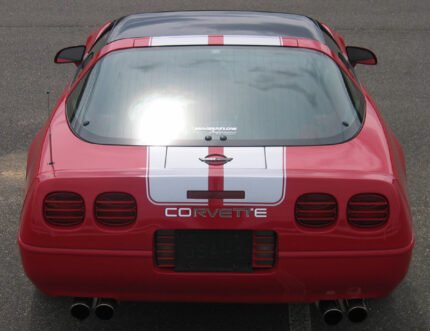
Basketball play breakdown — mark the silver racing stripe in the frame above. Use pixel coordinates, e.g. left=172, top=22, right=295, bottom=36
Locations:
left=223, top=35, right=282, bottom=46
left=146, top=146, right=209, bottom=205
left=151, top=35, right=209, bottom=46
left=149, top=35, right=282, bottom=47
left=146, top=146, right=286, bottom=206
left=223, top=147, right=286, bottom=206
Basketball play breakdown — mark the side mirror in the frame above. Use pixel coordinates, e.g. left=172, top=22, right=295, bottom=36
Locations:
left=54, top=46, right=85, bottom=65
left=346, top=46, right=377, bottom=66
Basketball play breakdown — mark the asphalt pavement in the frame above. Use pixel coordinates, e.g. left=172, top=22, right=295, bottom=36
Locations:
left=0, top=1, right=429, bottom=330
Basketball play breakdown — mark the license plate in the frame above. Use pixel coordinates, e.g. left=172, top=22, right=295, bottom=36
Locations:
left=175, top=230, right=253, bottom=272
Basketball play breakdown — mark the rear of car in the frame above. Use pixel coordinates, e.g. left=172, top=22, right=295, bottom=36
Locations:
left=19, top=12, right=414, bottom=311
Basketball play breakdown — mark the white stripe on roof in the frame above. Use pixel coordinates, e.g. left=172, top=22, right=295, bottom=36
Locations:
left=151, top=35, right=209, bottom=46
left=149, top=35, right=284, bottom=47
left=223, top=35, right=281, bottom=46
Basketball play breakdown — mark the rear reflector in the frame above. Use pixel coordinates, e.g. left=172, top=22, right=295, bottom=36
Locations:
left=348, top=194, right=389, bottom=228
left=95, top=192, right=137, bottom=226
left=155, top=230, right=176, bottom=268
left=253, top=231, right=276, bottom=269
left=295, top=193, right=337, bottom=227
left=43, top=192, right=85, bottom=226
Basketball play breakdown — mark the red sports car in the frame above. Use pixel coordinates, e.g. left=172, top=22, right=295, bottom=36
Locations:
left=18, top=11, right=414, bottom=325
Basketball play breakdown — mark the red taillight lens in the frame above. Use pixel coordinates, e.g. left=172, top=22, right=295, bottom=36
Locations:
left=347, top=194, right=389, bottom=228
left=295, top=193, right=337, bottom=227
left=43, top=192, right=85, bottom=226
left=95, top=192, right=137, bottom=226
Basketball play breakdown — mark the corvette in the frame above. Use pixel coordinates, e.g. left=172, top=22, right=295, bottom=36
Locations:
left=18, top=11, right=414, bottom=325
left=164, top=207, right=268, bottom=218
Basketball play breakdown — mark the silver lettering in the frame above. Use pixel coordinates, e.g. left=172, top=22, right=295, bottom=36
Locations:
left=165, top=208, right=177, bottom=217
left=164, top=207, right=268, bottom=219
left=178, top=208, right=192, bottom=217
left=219, top=208, right=232, bottom=218
left=194, top=208, right=206, bottom=218
left=254, top=208, right=267, bottom=218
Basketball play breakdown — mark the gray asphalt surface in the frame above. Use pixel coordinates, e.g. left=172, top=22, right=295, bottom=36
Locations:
left=0, top=1, right=429, bottom=330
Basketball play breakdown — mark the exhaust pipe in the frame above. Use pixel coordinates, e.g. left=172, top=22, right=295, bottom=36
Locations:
left=318, top=300, right=344, bottom=325
left=345, top=299, right=368, bottom=323
left=70, top=297, right=93, bottom=320
left=94, top=298, right=117, bottom=320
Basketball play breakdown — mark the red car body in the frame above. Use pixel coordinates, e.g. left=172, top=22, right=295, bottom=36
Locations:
left=19, top=11, right=414, bottom=304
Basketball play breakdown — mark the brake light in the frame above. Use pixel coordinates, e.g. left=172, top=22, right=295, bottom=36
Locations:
left=347, top=194, right=389, bottom=228
left=94, top=192, right=137, bottom=226
left=43, top=192, right=85, bottom=226
left=295, top=193, right=337, bottom=227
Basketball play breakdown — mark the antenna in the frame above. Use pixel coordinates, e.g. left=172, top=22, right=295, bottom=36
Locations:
left=48, top=130, right=54, bottom=166
left=46, top=90, right=54, bottom=166
left=46, top=90, right=50, bottom=116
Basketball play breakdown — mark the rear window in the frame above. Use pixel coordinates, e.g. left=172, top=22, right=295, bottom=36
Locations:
left=67, top=46, right=364, bottom=146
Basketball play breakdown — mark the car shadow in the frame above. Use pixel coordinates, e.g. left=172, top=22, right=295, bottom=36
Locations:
left=29, top=290, right=290, bottom=331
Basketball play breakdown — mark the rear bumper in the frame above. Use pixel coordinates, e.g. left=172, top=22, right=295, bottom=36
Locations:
left=19, top=238, right=414, bottom=303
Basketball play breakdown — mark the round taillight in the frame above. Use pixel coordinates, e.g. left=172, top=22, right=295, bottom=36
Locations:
left=347, top=194, right=389, bottom=228
left=43, top=192, right=85, bottom=226
left=295, top=193, right=337, bottom=227
left=95, top=192, right=137, bottom=226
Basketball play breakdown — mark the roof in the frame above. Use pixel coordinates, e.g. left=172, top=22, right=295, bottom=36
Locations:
left=107, top=11, right=325, bottom=43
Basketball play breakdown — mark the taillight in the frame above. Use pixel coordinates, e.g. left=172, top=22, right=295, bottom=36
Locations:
left=347, top=194, right=389, bottom=228
left=295, top=193, right=337, bottom=227
left=94, top=192, right=137, bottom=226
left=43, top=192, right=85, bottom=226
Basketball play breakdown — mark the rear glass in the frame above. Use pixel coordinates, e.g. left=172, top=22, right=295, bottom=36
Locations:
left=67, top=46, right=364, bottom=146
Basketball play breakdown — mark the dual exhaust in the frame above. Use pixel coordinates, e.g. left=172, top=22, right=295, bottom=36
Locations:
left=318, top=299, right=368, bottom=325
left=70, top=296, right=367, bottom=324
left=70, top=298, right=117, bottom=320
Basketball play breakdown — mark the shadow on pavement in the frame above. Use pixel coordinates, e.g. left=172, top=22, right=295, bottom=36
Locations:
left=29, top=290, right=290, bottom=331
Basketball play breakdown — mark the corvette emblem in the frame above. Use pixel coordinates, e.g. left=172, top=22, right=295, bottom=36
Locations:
left=199, top=154, right=233, bottom=166
left=165, top=207, right=267, bottom=218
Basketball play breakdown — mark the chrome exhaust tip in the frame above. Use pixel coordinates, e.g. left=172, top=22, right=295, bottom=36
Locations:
left=94, top=298, right=117, bottom=320
left=70, top=297, right=93, bottom=320
left=345, top=299, right=368, bottom=323
left=318, top=300, right=344, bottom=325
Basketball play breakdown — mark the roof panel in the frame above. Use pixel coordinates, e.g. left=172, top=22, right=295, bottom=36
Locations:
left=108, top=11, right=324, bottom=43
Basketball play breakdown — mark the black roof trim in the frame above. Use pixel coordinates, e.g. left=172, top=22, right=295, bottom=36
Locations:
left=107, top=11, right=325, bottom=44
